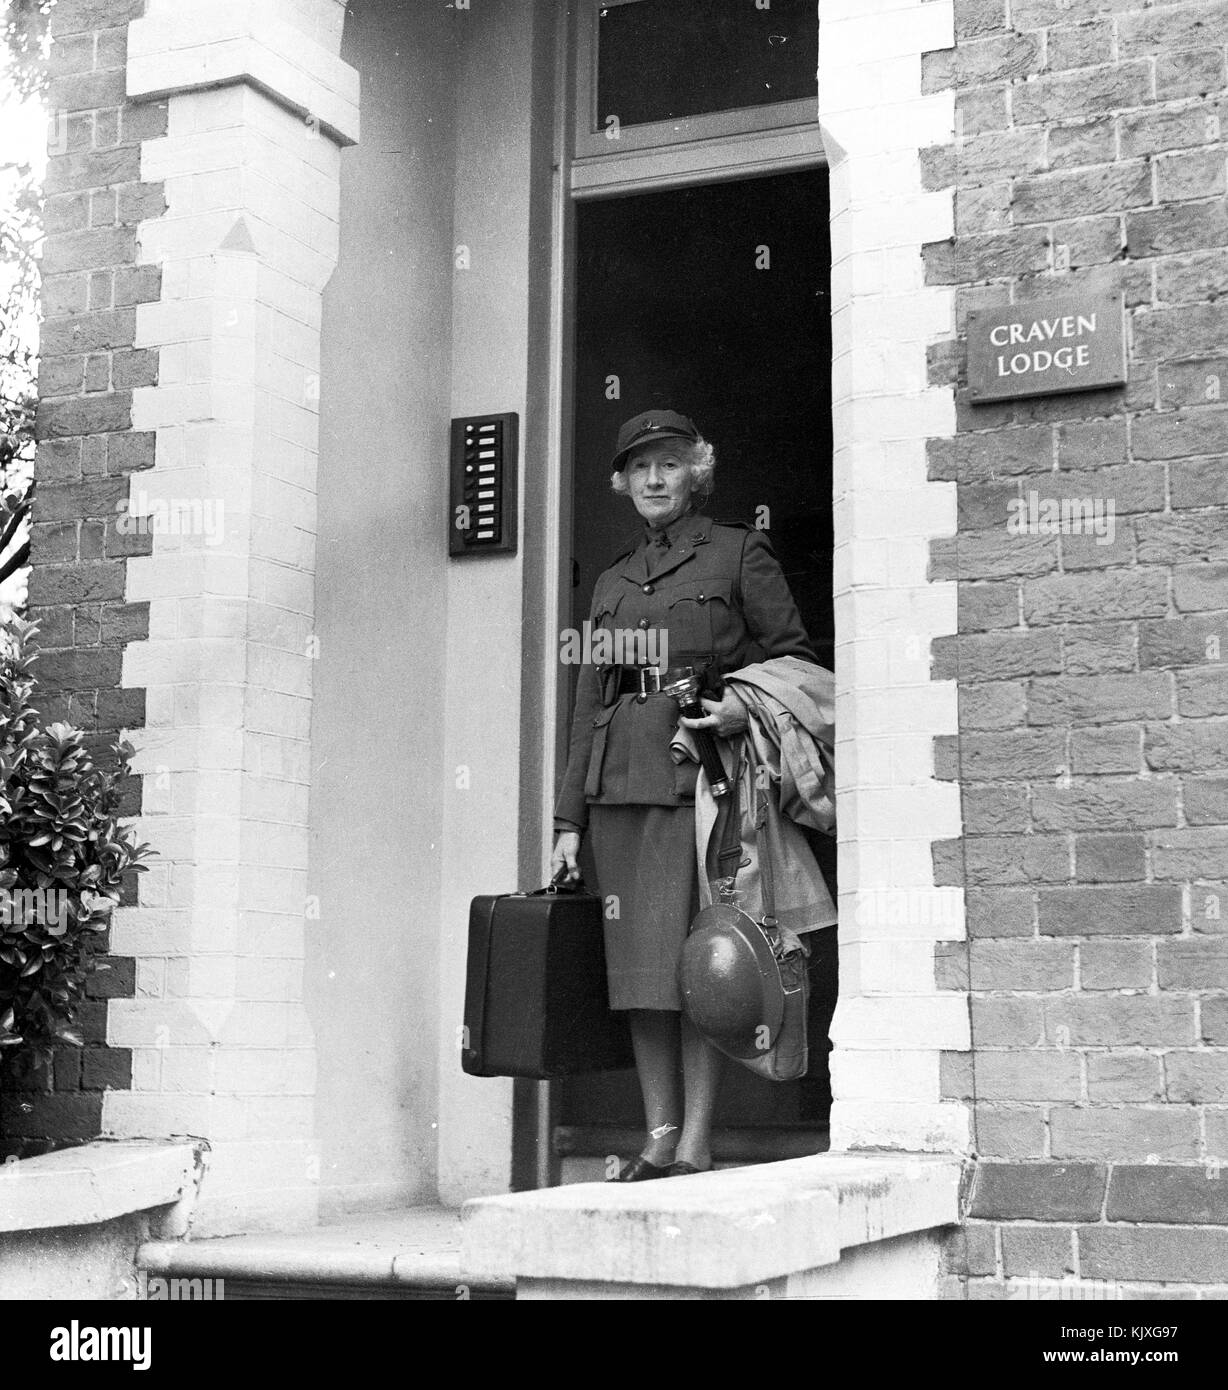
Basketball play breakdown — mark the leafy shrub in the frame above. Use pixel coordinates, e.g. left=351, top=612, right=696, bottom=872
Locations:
left=0, top=619, right=152, bottom=1067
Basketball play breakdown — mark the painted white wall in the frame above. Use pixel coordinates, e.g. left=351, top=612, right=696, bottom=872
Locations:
left=112, top=0, right=358, bottom=1236
left=819, top=0, right=970, bottom=1152
left=308, top=0, right=458, bottom=1217
left=436, top=0, right=559, bottom=1205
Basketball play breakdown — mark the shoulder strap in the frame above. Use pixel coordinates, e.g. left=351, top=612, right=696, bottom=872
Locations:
left=745, top=737, right=778, bottom=929
left=715, top=768, right=743, bottom=881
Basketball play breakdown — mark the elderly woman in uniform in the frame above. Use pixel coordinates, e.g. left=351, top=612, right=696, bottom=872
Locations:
left=551, top=409, right=817, bottom=1180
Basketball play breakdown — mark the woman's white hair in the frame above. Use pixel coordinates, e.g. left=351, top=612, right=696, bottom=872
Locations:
left=610, top=437, right=716, bottom=499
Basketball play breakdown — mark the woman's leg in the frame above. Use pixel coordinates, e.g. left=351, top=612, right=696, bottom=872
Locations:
left=674, top=1012, right=724, bottom=1170
left=628, top=1009, right=682, bottom=1164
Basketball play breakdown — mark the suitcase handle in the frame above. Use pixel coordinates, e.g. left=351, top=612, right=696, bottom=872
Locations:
left=532, top=869, right=589, bottom=897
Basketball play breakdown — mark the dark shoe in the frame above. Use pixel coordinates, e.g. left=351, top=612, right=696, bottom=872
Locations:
left=611, top=1155, right=670, bottom=1183
left=662, top=1161, right=711, bottom=1177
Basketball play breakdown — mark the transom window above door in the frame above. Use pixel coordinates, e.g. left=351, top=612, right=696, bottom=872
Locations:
left=573, top=0, right=821, bottom=178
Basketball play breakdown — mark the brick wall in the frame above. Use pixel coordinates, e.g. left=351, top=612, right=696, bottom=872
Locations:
left=0, top=0, right=161, bottom=1156
left=925, top=0, right=1228, bottom=1296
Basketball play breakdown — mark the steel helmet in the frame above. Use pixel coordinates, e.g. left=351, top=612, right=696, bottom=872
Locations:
left=677, top=903, right=785, bottom=1061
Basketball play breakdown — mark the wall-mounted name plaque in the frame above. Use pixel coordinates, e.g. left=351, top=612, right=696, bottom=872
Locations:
left=967, top=294, right=1126, bottom=403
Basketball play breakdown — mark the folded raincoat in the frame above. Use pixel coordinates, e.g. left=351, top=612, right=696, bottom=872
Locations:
left=670, top=656, right=837, bottom=951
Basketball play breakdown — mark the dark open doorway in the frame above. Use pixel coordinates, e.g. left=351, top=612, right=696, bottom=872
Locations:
left=556, top=167, right=837, bottom=1168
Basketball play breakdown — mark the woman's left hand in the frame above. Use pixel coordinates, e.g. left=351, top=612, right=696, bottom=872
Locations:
left=679, top=688, right=750, bottom=739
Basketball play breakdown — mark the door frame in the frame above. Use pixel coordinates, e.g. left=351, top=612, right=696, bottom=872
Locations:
left=517, top=7, right=829, bottom=1189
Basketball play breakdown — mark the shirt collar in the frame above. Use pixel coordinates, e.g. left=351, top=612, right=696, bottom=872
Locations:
left=643, top=506, right=699, bottom=548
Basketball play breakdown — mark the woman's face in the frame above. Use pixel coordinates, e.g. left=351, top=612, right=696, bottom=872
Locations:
left=625, top=441, right=693, bottom=528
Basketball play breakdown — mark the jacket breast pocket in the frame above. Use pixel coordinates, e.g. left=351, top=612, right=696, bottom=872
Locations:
left=592, top=586, right=625, bottom=630
left=665, top=575, right=736, bottom=653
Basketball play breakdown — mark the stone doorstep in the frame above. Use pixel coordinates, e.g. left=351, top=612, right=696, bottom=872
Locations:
left=0, top=1140, right=200, bottom=1235
left=462, top=1151, right=965, bottom=1292
left=138, top=1206, right=511, bottom=1293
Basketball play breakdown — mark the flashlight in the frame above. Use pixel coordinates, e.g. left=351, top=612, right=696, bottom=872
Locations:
left=661, top=669, right=732, bottom=798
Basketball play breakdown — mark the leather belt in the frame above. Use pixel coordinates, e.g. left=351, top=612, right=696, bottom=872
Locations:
left=615, top=666, right=664, bottom=696
left=613, top=657, right=722, bottom=699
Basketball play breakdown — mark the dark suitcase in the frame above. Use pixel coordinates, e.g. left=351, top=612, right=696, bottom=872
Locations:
left=462, top=879, right=634, bottom=1078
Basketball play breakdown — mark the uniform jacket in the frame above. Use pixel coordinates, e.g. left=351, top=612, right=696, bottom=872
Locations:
left=554, top=509, right=816, bottom=830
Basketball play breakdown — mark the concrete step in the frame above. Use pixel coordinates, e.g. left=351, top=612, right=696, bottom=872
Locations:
left=137, top=1206, right=514, bottom=1301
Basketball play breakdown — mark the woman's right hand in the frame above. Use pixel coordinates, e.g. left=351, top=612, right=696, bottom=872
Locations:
left=551, top=831, right=582, bottom=884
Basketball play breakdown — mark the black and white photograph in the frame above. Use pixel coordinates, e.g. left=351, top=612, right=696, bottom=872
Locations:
left=0, top=0, right=1226, bottom=1352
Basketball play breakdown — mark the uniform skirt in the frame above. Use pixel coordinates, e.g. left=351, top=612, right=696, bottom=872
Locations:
left=589, top=802, right=699, bottom=1012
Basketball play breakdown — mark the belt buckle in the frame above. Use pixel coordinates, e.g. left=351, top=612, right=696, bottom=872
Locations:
left=636, top=666, right=662, bottom=701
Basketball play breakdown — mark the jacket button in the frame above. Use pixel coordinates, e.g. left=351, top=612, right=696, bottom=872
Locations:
left=638, top=618, right=649, bottom=629
left=642, top=583, right=654, bottom=595
left=698, top=593, right=706, bottom=602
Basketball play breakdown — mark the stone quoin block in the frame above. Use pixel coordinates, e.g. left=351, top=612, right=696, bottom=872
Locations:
left=973, top=1106, right=1047, bottom=1159
left=964, top=888, right=1035, bottom=940
left=1147, top=721, right=1228, bottom=773
left=1061, top=624, right=1137, bottom=677
left=1031, top=778, right=1179, bottom=833
left=944, top=729, right=1068, bottom=782
left=932, top=629, right=1061, bottom=682
left=1079, top=939, right=1155, bottom=992
left=1176, top=669, right=1228, bottom=717
left=1134, top=302, right=1228, bottom=359
left=957, top=580, right=1020, bottom=632
left=1119, top=106, right=1223, bottom=158
left=1045, top=21, right=1114, bottom=73
left=1000, top=1224, right=1076, bottom=1280
left=1156, top=938, right=1228, bottom=990
left=1073, top=833, right=1147, bottom=884
left=1139, top=612, right=1228, bottom=668
left=970, top=996, right=1044, bottom=1047
left=1170, top=459, right=1228, bottom=510
left=1086, top=1054, right=1163, bottom=1104
left=959, top=834, right=1069, bottom=886
left=1157, top=250, right=1228, bottom=307
left=955, top=86, right=1009, bottom=136
left=1107, top=1166, right=1228, bottom=1225
left=1038, top=883, right=1184, bottom=938
left=1155, top=47, right=1227, bottom=102
left=967, top=939, right=1075, bottom=992
left=1117, top=1, right=1228, bottom=59
left=1048, top=212, right=1123, bottom=267
left=1012, top=161, right=1151, bottom=226
left=1043, top=994, right=1196, bottom=1049
left=961, top=785, right=1030, bottom=835
left=973, top=1051, right=1083, bottom=1102
left=1202, top=997, right=1228, bottom=1046
left=1011, top=61, right=1154, bottom=125
left=1128, top=202, right=1228, bottom=259
left=1026, top=673, right=1173, bottom=726
left=958, top=681, right=1028, bottom=731
left=1050, top=1106, right=1202, bottom=1163
left=1079, top=1226, right=1228, bottom=1284
left=1073, top=728, right=1145, bottom=783
left=1151, top=827, right=1228, bottom=879
left=970, top=1163, right=1107, bottom=1223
